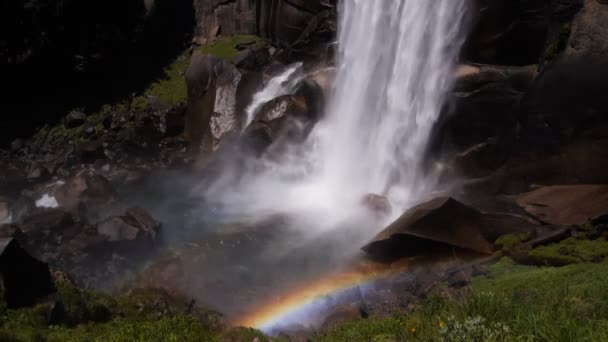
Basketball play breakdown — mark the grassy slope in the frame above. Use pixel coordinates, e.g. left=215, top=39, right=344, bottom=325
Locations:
left=320, top=237, right=608, bottom=341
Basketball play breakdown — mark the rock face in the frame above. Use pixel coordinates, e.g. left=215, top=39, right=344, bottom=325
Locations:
left=466, top=0, right=583, bottom=65
left=194, top=0, right=331, bottom=47
left=185, top=52, right=244, bottom=153
left=362, top=197, right=538, bottom=262
left=516, top=185, right=608, bottom=225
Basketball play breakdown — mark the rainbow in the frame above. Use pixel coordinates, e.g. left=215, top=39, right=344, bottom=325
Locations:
left=234, top=261, right=410, bottom=332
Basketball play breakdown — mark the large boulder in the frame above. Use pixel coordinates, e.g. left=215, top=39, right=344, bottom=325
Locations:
left=185, top=52, right=244, bottom=154
left=516, top=185, right=608, bottom=225
left=362, top=197, right=537, bottom=262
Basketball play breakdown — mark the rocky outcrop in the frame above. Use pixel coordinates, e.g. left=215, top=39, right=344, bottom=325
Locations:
left=516, top=185, right=608, bottom=225
left=185, top=52, right=244, bottom=153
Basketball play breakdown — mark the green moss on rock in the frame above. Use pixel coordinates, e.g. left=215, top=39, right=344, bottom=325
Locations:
left=198, top=35, right=264, bottom=63
left=528, top=237, right=608, bottom=266
left=495, top=233, right=530, bottom=252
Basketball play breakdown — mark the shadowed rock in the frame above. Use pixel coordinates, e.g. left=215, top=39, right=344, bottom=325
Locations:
left=362, top=197, right=538, bottom=262
left=0, top=238, right=56, bottom=308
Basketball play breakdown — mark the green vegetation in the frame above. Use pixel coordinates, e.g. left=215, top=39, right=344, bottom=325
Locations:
left=494, top=233, right=530, bottom=252
left=144, top=53, right=190, bottom=105
left=321, top=232, right=608, bottom=341
left=30, top=35, right=267, bottom=148
left=528, top=236, right=608, bottom=266
left=0, top=277, right=272, bottom=341
left=198, top=35, right=264, bottom=62
left=31, top=50, right=191, bottom=149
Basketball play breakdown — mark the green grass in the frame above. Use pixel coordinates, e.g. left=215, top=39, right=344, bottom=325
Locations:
left=144, top=53, right=190, bottom=105
left=321, top=236, right=608, bottom=341
left=0, top=277, right=275, bottom=342
left=198, top=35, right=263, bottom=63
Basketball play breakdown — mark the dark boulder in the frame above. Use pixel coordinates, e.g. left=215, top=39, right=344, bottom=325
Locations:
left=0, top=238, right=56, bottom=308
left=362, top=197, right=538, bottom=262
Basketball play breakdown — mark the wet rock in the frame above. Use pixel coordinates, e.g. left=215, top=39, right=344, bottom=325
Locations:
left=65, top=110, right=87, bottom=128
left=54, top=170, right=117, bottom=215
left=253, top=94, right=309, bottom=125
left=234, top=46, right=272, bottom=71
left=0, top=238, right=56, bottom=308
left=362, top=197, right=538, bottom=262
left=361, top=194, right=392, bottom=220
left=516, top=185, right=608, bottom=225
left=96, top=207, right=161, bottom=243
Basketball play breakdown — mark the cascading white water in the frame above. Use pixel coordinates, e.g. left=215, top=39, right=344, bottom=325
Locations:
left=243, top=63, right=304, bottom=130
left=207, top=0, right=470, bottom=229
left=312, top=0, right=470, bottom=211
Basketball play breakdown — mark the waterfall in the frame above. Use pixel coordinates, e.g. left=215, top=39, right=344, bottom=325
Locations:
left=312, top=0, right=470, bottom=211
left=206, top=0, right=470, bottom=226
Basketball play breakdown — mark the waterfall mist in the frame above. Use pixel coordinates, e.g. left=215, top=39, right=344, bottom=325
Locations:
left=205, top=0, right=470, bottom=229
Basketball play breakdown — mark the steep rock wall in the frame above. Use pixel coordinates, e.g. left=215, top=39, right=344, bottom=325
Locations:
left=194, top=0, right=327, bottom=47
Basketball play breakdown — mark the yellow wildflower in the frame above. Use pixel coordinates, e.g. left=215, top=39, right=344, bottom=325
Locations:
left=410, top=327, right=416, bottom=333
left=439, top=321, right=445, bottom=328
